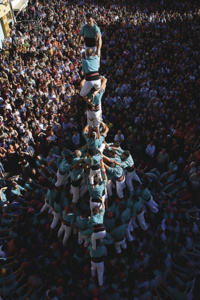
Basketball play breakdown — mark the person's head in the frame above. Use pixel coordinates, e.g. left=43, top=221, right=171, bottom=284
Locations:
left=91, top=131, right=97, bottom=140
left=74, top=150, right=82, bottom=158
left=65, top=153, right=73, bottom=161
left=113, top=141, right=121, bottom=147
left=122, top=150, right=130, bottom=160
left=107, top=161, right=116, bottom=168
left=88, top=147, right=99, bottom=157
left=109, top=149, right=116, bottom=158
left=86, top=13, right=93, bottom=28
left=94, top=176, right=99, bottom=185
left=93, top=206, right=101, bottom=215
left=86, top=48, right=94, bottom=57
left=117, top=130, right=122, bottom=136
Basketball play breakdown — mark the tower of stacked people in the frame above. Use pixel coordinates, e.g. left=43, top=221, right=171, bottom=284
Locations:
left=46, top=12, right=158, bottom=288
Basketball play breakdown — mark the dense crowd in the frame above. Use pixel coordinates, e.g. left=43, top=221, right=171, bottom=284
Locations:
left=0, top=0, right=200, bottom=299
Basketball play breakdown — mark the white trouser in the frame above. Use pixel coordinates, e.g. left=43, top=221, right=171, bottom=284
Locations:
left=114, top=237, right=127, bottom=254
left=40, top=198, right=52, bottom=214
left=55, top=170, right=66, bottom=187
left=91, top=260, right=104, bottom=286
left=80, top=181, right=88, bottom=198
left=130, top=216, right=139, bottom=229
left=80, top=79, right=101, bottom=97
left=90, top=198, right=102, bottom=215
left=87, top=109, right=101, bottom=128
left=106, top=180, right=113, bottom=198
left=144, top=195, right=158, bottom=213
left=125, top=169, right=142, bottom=192
left=116, top=176, right=126, bottom=199
left=137, top=210, right=148, bottom=231
left=71, top=185, right=80, bottom=203
left=99, top=142, right=106, bottom=153
left=89, top=168, right=102, bottom=185
left=78, top=231, right=88, bottom=247
left=126, top=220, right=135, bottom=242
left=58, top=223, right=72, bottom=245
left=50, top=211, right=60, bottom=229
left=92, top=230, right=106, bottom=250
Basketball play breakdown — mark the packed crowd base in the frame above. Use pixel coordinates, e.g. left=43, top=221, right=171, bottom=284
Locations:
left=0, top=0, right=200, bottom=299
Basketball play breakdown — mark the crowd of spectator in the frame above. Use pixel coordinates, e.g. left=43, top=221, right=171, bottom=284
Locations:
left=0, top=0, right=200, bottom=299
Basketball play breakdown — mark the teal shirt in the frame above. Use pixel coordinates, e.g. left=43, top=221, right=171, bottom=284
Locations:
left=71, top=167, right=83, bottom=182
left=82, top=55, right=99, bottom=73
left=107, top=144, right=123, bottom=157
left=168, top=162, right=178, bottom=172
left=53, top=201, right=62, bottom=215
left=107, top=161, right=123, bottom=179
left=0, top=189, right=7, bottom=202
left=84, top=153, right=102, bottom=167
left=45, top=189, right=56, bottom=206
left=48, top=163, right=58, bottom=174
left=102, top=232, right=114, bottom=245
left=88, top=208, right=105, bottom=227
left=25, top=179, right=37, bottom=191
left=160, top=172, right=173, bottom=184
left=111, top=224, right=128, bottom=240
left=87, top=179, right=107, bottom=199
left=62, top=212, right=75, bottom=225
left=132, top=197, right=143, bottom=216
left=104, top=217, right=115, bottom=231
left=82, top=132, right=105, bottom=149
left=76, top=216, right=88, bottom=230
left=141, top=188, right=151, bottom=201
left=59, top=157, right=71, bottom=174
left=80, top=23, right=101, bottom=39
left=87, top=88, right=105, bottom=106
left=146, top=172, right=159, bottom=181
left=126, top=196, right=134, bottom=210
left=50, top=146, right=60, bottom=155
left=88, top=244, right=106, bottom=258
left=61, top=149, right=72, bottom=158
left=121, top=154, right=134, bottom=169
left=11, top=185, right=24, bottom=196
left=121, top=208, right=131, bottom=224
left=36, top=157, right=47, bottom=167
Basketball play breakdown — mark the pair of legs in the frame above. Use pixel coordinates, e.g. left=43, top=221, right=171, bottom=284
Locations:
left=91, top=230, right=106, bottom=250
left=91, top=260, right=104, bottom=287
left=87, top=108, right=101, bottom=138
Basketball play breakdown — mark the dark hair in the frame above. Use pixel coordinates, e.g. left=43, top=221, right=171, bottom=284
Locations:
left=86, top=12, right=93, bottom=19
left=109, top=149, right=116, bottom=156
left=109, top=161, right=116, bottom=168
left=114, top=141, right=120, bottom=147
left=93, top=206, right=100, bottom=215
left=123, top=150, right=130, bottom=158
left=65, top=153, right=72, bottom=160
left=88, top=147, right=99, bottom=156
left=94, top=176, right=99, bottom=185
